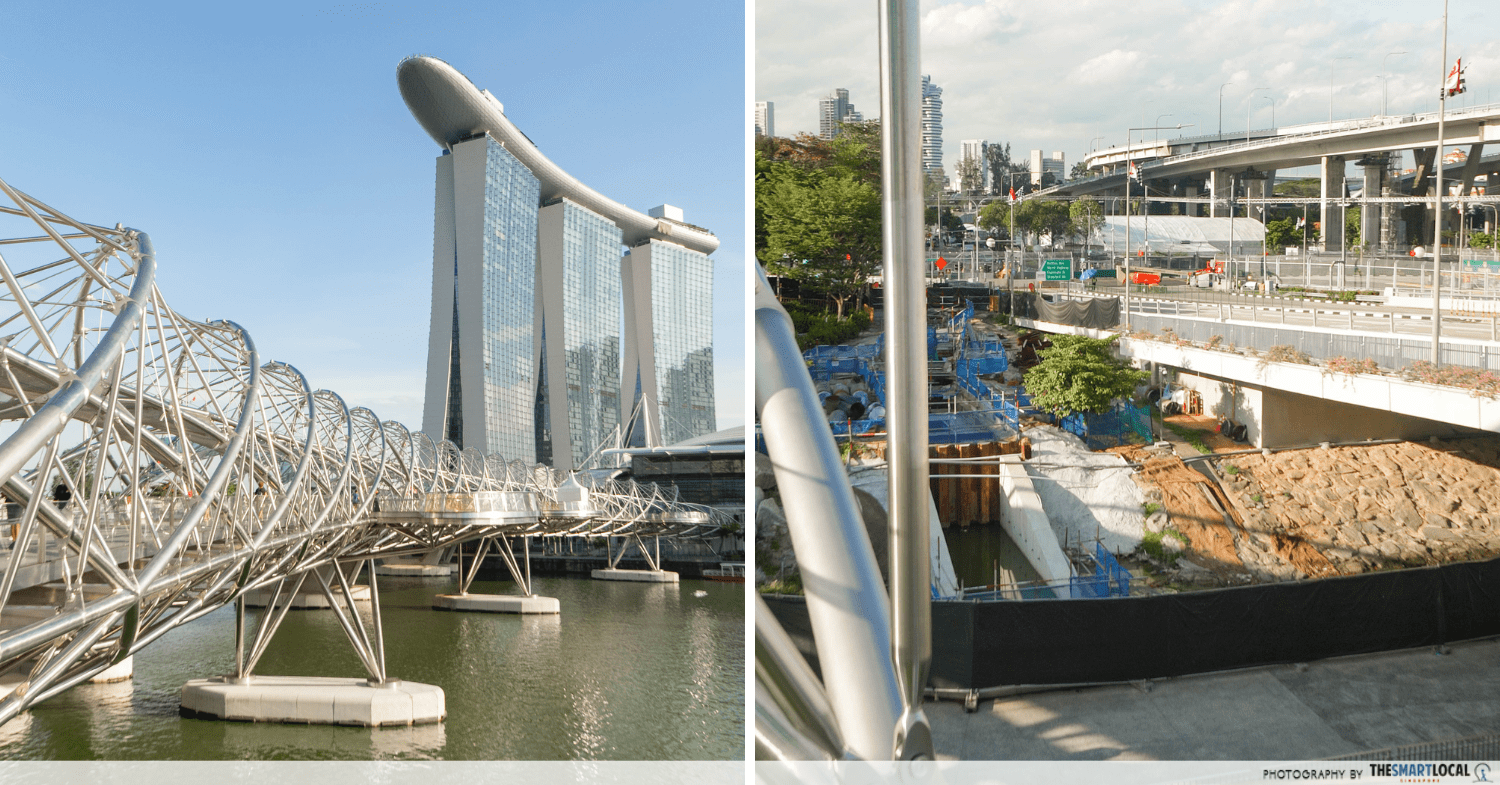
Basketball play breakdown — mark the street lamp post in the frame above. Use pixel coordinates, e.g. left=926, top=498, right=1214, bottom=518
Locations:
left=1432, top=0, right=1452, bottom=364
left=1219, top=81, right=1234, bottom=138
left=1383, top=51, right=1408, bottom=116
left=1246, top=87, right=1269, bottom=146
left=1122, top=123, right=1195, bottom=328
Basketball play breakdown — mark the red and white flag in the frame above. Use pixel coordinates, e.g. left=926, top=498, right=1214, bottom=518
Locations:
left=1296, top=216, right=1306, bottom=230
left=1128, top=161, right=1139, bottom=181
left=1008, top=187, right=1016, bottom=202
left=1445, top=57, right=1467, bottom=97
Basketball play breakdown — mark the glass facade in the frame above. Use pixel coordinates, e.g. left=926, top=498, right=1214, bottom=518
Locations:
left=556, top=200, right=622, bottom=468
left=646, top=240, right=715, bottom=445
left=477, top=137, right=540, bottom=461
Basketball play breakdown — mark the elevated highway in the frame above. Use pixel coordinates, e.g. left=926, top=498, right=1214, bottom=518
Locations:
left=1036, top=105, right=1500, bottom=252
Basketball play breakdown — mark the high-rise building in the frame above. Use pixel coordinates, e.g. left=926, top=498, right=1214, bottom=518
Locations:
left=399, top=56, right=719, bottom=470
left=921, top=75, right=943, bottom=173
left=818, top=88, right=861, bottom=139
left=960, top=139, right=988, bottom=193
left=1029, top=150, right=1066, bottom=185
left=622, top=231, right=716, bottom=448
left=755, top=101, right=774, bottom=138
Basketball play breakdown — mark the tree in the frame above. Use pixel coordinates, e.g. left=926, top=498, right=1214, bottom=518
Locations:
left=1069, top=199, right=1103, bottom=245
left=977, top=200, right=1011, bottom=241
left=925, top=205, right=963, bottom=233
left=955, top=154, right=984, bottom=196
left=1023, top=335, right=1148, bottom=417
left=1070, top=160, right=1091, bottom=180
left=1264, top=217, right=1298, bottom=251
left=1013, top=200, right=1070, bottom=246
left=1344, top=205, right=1361, bottom=246
left=984, top=142, right=1026, bottom=196
left=757, top=158, right=882, bottom=319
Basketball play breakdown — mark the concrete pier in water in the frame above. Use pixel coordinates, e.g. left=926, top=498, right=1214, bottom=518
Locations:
left=180, top=676, right=444, bottom=726
left=431, top=593, right=559, bottom=614
left=591, top=568, right=679, bottom=583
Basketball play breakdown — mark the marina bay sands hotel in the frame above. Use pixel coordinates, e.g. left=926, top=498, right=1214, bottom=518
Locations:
left=397, top=56, right=718, bottom=471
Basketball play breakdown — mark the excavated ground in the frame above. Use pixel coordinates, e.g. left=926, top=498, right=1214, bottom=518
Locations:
left=1129, top=436, right=1500, bottom=587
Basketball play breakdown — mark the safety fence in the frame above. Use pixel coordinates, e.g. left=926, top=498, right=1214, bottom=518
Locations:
left=1128, top=312, right=1500, bottom=372
left=765, top=552, right=1500, bottom=690
left=955, top=541, right=1132, bottom=602
left=1058, top=402, right=1154, bottom=451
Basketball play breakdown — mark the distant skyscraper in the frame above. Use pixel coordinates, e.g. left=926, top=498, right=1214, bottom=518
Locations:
left=960, top=139, right=988, bottom=193
left=400, top=56, right=719, bottom=470
left=1029, top=150, right=1066, bottom=185
left=819, top=88, right=861, bottom=139
left=921, top=75, right=943, bottom=173
left=755, top=101, right=774, bottom=138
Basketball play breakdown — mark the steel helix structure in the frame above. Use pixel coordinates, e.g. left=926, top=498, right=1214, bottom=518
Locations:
left=0, top=177, right=729, bottom=721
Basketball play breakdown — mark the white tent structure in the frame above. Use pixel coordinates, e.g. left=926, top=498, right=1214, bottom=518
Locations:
left=1097, top=215, right=1265, bottom=258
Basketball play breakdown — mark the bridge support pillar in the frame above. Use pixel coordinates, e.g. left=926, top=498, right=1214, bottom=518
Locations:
left=1209, top=169, right=1232, bottom=217
left=1320, top=156, right=1347, bottom=253
left=182, top=560, right=445, bottom=726
left=1459, top=143, right=1485, bottom=195
left=433, top=535, right=560, bottom=613
left=592, top=534, right=679, bottom=583
left=1250, top=170, right=1275, bottom=223
left=1360, top=160, right=1385, bottom=252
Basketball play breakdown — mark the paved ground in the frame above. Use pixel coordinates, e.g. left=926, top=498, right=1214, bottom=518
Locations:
left=928, top=637, right=1500, bottom=760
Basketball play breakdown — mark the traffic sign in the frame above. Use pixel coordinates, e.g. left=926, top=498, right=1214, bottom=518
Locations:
left=1042, top=258, right=1071, bottom=281
left=935, top=256, right=948, bottom=271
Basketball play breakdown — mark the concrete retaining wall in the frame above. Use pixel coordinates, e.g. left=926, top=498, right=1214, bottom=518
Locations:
left=995, top=456, right=1072, bottom=584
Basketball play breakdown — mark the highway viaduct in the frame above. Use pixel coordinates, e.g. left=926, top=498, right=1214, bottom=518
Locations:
left=1033, top=104, right=1500, bottom=255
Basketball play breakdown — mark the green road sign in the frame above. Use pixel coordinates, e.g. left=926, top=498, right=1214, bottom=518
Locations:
left=1043, top=258, right=1071, bottom=281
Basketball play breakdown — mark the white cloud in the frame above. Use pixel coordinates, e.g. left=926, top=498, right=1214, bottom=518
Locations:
left=756, top=0, right=1500, bottom=175
left=1070, top=50, right=1144, bottom=86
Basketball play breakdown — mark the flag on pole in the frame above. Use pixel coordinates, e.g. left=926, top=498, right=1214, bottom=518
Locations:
left=1009, top=187, right=1016, bottom=202
left=1128, top=161, right=1139, bottom=181
left=1296, top=216, right=1306, bottom=230
left=1445, top=57, right=1467, bottom=97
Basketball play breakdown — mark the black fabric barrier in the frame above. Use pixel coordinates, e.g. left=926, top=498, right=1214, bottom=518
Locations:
left=762, top=554, right=1500, bottom=689
left=1030, top=294, right=1120, bottom=330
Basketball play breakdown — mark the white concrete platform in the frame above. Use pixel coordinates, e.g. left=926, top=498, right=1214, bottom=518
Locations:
left=243, top=585, right=370, bottom=609
left=431, top=593, right=559, bottom=614
left=590, top=568, right=679, bottom=583
left=180, top=675, right=444, bottom=726
left=375, top=560, right=454, bottom=577
left=90, top=656, right=132, bottom=683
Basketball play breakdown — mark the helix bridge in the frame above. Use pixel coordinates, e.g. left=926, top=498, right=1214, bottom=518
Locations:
left=0, top=176, right=728, bottom=723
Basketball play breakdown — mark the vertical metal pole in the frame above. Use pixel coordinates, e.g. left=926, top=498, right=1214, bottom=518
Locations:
left=1125, top=140, right=1131, bottom=329
left=235, top=596, right=245, bottom=678
left=879, top=0, right=933, bottom=760
left=367, top=558, right=386, bottom=683
left=1433, top=0, right=1449, bottom=364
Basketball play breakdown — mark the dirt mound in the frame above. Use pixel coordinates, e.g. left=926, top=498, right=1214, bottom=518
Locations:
left=1136, top=456, right=1246, bottom=579
left=1213, top=439, right=1500, bottom=578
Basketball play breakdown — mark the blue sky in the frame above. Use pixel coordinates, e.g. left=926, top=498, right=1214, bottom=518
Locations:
left=0, top=0, right=746, bottom=433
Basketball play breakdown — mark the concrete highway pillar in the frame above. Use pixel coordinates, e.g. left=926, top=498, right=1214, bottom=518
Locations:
left=1252, top=170, right=1276, bottom=223
left=1320, top=155, right=1347, bottom=253
left=1210, top=169, right=1231, bottom=217
left=1409, top=148, right=1436, bottom=197
left=1361, top=162, right=1385, bottom=252
left=1459, top=143, right=1484, bottom=195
